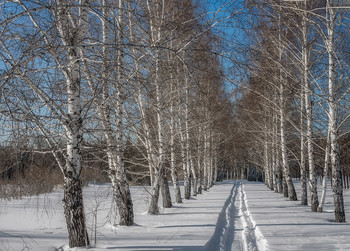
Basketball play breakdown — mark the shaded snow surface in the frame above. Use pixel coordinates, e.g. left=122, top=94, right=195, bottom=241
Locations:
left=0, top=180, right=349, bottom=250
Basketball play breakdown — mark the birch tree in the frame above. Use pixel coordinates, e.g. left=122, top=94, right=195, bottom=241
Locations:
left=325, top=0, right=345, bottom=222
left=82, top=0, right=134, bottom=226
left=0, top=0, right=92, bottom=246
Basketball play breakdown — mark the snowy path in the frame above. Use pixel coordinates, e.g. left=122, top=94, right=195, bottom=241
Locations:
left=204, top=180, right=240, bottom=251
left=1, top=180, right=350, bottom=250
left=244, top=181, right=350, bottom=251
left=239, top=183, right=268, bottom=251
left=204, top=181, right=267, bottom=251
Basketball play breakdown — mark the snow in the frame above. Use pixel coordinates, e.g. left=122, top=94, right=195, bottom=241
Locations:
left=0, top=180, right=349, bottom=251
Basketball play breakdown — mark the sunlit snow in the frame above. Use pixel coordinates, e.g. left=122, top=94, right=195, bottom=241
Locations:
left=0, top=180, right=349, bottom=250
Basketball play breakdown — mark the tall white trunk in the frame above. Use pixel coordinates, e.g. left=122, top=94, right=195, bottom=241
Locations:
left=318, top=130, right=331, bottom=212
left=300, top=5, right=307, bottom=204
left=278, top=6, right=297, bottom=201
left=100, top=0, right=134, bottom=226
left=300, top=75, right=307, bottom=205
left=184, top=81, right=197, bottom=196
left=147, top=0, right=172, bottom=212
left=326, top=1, right=345, bottom=222
left=280, top=83, right=297, bottom=201
left=179, top=114, right=190, bottom=199
left=272, top=113, right=278, bottom=193
left=55, top=0, right=90, bottom=247
left=302, top=4, right=318, bottom=211
left=197, top=127, right=203, bottom=194
left=208, top=132, right=214, bottom=188
left=170, top=81, right=182, bottom=203
left=203, top=130, right=210, bottom=191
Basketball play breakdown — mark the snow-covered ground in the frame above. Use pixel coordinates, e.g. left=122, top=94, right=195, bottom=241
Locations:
left=0, top=180, right=349, bottom=251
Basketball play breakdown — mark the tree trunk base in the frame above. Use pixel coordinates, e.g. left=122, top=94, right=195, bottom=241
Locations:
left=63, top=176, right=89, bottom=248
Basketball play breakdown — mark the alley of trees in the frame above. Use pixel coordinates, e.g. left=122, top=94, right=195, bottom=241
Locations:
left=0, top=0, right=349, bottom=248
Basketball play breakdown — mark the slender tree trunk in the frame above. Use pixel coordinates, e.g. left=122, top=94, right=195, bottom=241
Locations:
left=278, top=158, right=284, bottom=194
left=278, top=6, right=297, bottom=201
left=208, top=134, right=214, bottom=188
left=110, top=169, right=134, bottom=225
left=302, top=7, right=318, bottom=210
left=148, top=167, right=161, bottom=214
left=265, top=140, right=273, bottom=190
left=160, top=167, right=172, bottom=208
left=318, top=130, right=331, bottom=212
left=213, top=156, right=218, bottom=185
left=300, top=84, right=307, bottom=205
left=63, top=175, right=89, bottom=248
left=185, top=81, right=195, bottom=197
left=170, top=83, right=182, bottom=203
left=56, top=0, right=90, bottom=246
left=102, top=0, right=134, bottom=226
left=179, top=115, right=190, bottom=199
left=300, top=19, right=307, bottom=203
left=203, top=130, right=210, bottom=191
left=272, top=114, right=278, bottom=193
left=197, top=131, right=203, bottom=194
left=191, top=158, right=198, bottom=196
left=155, top=54, right=172, bottom=209
left=280, top=89, right=297, bottom=201
left=327, top=1, right=345, bottom=222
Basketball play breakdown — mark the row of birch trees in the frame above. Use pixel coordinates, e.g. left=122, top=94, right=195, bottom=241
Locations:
left=0, top=0, right=238, bottom=247
left=234, top=0, right=349, bottom=223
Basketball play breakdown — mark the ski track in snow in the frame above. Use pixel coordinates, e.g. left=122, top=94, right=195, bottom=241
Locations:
left=205, top=181, right=268, bottom=251
left=204, top=181, right=239, bottom=251
left=239, top=183, right=268, bottom=251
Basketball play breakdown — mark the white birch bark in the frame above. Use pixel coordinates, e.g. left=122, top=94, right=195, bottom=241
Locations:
left=299, top=4, right=308, bottom=203
left=146, top=0, right=172, bottom=213
left=203, top=129, right=210, bottom=191
left=197, top=127, right=203, bottom=194
left=101, top=0, right=134, bottom=226
left=318, top=130, right=331, bottom=212
left=280, top=84, right=297, bottom=201
left=184, top=78, right=198, bottom=196
left=170, top=81, right=182, bottom=203
left=179, top=114, right=190, bottom=199
left=277, top=5, right=297, bottom=201
left=326, top=0, right=345, bottom=222
left=272, top=114, right=278, bottom=193
left=208, top=132, right=214, bottom=188
left=56, top=0, right=90, bottom=247
left=301, top=3, right=318, bottom=210
left=300, top=86, right=308, bottom=205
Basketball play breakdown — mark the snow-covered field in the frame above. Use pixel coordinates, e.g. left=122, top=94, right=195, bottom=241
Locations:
left=0, top=180, right=349, bottom=251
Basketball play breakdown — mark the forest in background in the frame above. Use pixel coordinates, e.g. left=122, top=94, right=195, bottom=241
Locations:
left=0, top=0, right=349, bottom=248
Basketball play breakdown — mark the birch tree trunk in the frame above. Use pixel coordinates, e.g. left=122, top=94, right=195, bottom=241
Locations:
left=170, top=81, right=182, bottom=203
left=277, top=156, right=284, bottom=194
left=326, top=1, right=345, bottom=222
left=272, top=113, right=278, bottom=193
left=160, top=167, right=172, bottom=208
left=300, top=80, right=307, bottom=205
left=208, top=133, right=214, bottom=188
left=278, top=6, right=297, bottom=201
left=318, top=130, right=331, bottom=212
left=197, top=128, right=203, bottom=194
left=56, top=0, right=90, bottom=246
left=265, top=140, right=273, bottom=190
left=280, top=83, right=297, bottom=201
left=203, top=129, right=210, bottom=191
left=101, top=0, right=134, bottom=226
left=300, top=10, right=307, bottom=203
left=301, top=3, right=318, bottom=211
left=179, top=116, right=191, bottom=199
left=184, top=79, right=197, bottom=196
left=145, top=0, right=172, bottom=213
